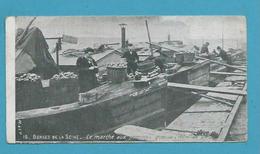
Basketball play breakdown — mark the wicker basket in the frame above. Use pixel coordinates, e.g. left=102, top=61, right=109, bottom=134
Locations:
left=107, top=67, right=127, bottom=83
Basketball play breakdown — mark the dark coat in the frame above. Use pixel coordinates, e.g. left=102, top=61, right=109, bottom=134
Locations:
left=122, top=51, right=139, bottom=74
left=200, top=45, right=209, bottom=54
left=76, top=57, right=98, bottom=92
left=218, top=49, right=228, bottom=61
left=122, top=51, right=139, bottom=63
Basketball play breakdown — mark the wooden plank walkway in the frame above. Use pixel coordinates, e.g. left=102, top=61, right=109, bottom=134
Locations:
left=167, top=82, right=247, bottom=96
left=115, top=79, right=247, bottom=142
left=210, top=71, right=246, bottom=76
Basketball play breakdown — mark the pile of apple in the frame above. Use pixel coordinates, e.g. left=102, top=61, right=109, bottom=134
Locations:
left=107, top=63, right=127, bottom=69
left=16, top=73, right=41, bottom=82
left=51, top=72, right=78, bottom=80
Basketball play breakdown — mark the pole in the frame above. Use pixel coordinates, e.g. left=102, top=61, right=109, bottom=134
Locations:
left=121, top=26, right=126, bottom=48
left=56, top=38, right=62, bottom=67
left=145, top=20, right=153, bottom=56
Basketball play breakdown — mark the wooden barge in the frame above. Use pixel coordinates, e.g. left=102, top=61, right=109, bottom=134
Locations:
left=114, top=50, right=247, bottom=142
left=16, top=60, right=211, bottom=141
left=115, top=74, right=247, bottom=142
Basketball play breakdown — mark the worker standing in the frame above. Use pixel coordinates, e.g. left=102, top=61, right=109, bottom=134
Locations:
left=216, top=46, right=228, bottom=61
left=153, top=48, right=166, bottom=73
left=76, top=49, right=98, bottom=93
left=200, top=42, right=210, bottom=54
left=122, top=46, right=139, bottom=75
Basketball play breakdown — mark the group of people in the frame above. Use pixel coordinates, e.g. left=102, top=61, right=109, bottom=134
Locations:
left=196, top=42, right=228, bottom=61
left=76, top=42, right=229, bottom=93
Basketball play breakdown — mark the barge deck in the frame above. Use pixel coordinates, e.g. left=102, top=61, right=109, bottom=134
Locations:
left=115, top=75, right=247, bottom=142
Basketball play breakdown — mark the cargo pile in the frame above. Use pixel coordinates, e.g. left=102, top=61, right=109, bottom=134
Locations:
left=16, top=73, right=41, bottom=82
left=51, top=72, right=78, bottom=80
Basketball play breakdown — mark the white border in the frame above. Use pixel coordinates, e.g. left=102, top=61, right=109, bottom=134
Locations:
left=6, top=16, right=16, bottom=143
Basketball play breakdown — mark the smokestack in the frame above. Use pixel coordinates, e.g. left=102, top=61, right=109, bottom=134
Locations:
left=119, top=23, right=127, bottom=48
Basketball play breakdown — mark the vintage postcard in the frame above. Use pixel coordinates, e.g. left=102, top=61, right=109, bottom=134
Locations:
left=6, top=16, right=247, bottom=143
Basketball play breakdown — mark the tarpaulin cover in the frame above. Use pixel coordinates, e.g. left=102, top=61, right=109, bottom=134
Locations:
left=16, top=27, right=58, bottom=78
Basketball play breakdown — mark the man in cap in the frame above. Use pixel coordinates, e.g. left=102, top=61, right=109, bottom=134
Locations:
left=76, top=49, right=98, bottom=92
left=200, top=42, right=210, bottom=54
left=216, top=46, right=228, bottom=61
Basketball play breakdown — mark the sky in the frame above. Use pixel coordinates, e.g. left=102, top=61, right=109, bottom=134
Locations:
left=16, top=16, right=246, bottom=42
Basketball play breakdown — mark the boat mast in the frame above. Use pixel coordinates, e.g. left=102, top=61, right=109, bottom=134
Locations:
left=222, top=21, right=224, bottom=49
left=145, top=20, right=153, bottom=56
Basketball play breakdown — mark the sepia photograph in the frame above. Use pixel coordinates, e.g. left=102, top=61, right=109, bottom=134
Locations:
left=7, top=16, right=247, bottom=143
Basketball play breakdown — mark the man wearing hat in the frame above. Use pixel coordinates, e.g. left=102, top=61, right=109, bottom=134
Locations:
left=76, top=49, right=98, bottom=92
left=122, top=46, right=139, bottom=75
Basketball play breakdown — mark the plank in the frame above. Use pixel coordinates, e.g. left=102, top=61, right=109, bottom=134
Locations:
left=206, top=81, right=242, bottom=102
left=216, top=82, right=232, bottom=87
left=207, top=92, right=238, bottom=102
left=227, top=103, right=247, bottom=141
left=224, top=76, right=247, bottom=82
left=217, top=83, right=247, bottom=141
left=210, top=71, right=246, bottom=76
left=167, top=82, right=247, bottom=96
left=191, top=92, right=233, bottom=107
left=186, top=97, right=232, bottom=112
